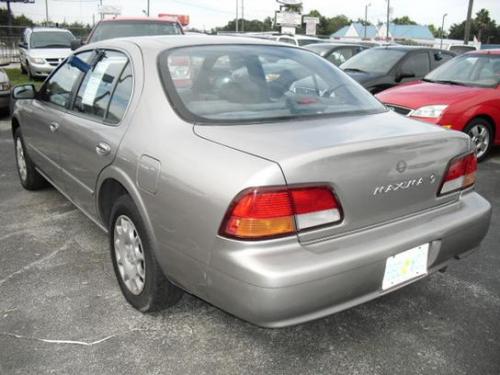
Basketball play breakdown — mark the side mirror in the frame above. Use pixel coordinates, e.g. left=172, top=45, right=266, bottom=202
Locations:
left=70, top=39, right=83, bottom=51
left=12, top=84, right=36, bottom=100
left=18, top=42, right=27, bottom=49
left=396, top=71, right=416, bottom=82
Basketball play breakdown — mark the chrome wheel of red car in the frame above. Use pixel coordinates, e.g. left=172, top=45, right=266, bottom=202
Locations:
left=465, top=120, right=492, bottom=161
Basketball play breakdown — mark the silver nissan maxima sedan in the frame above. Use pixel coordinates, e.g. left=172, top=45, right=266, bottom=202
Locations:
left=10, top=36, right=491, bottom=327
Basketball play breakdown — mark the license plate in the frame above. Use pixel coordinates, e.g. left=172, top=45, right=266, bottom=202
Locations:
left=382, top=244, right=429, bottom=290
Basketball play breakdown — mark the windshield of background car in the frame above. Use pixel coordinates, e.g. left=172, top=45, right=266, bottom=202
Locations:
left=425, top=54, right=500, bottom=88
left=30, top=31, right=75, bottom=48
left=340, top=48, right=406, bottom=74
left=159, top=45, right=385, bottom=123
left=297, top=39, right=323, bottom=46
left=304, top=43, right=333, bottom=56
left=90, top=21, right=182, bottom=42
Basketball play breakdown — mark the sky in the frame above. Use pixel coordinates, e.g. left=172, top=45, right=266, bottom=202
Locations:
left=3, top=0, right=500, bottom=32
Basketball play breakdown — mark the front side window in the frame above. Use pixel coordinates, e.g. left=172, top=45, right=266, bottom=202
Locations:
left=341, top=48, right=406, bottom=74
left=73, top=51, right=128, bottom=121
left=39, top=51, right=92, bottom=108
left=425, top=54, right=500, bottom=87
left=400, top=52, right=430, bottom=77
left=327, top=47, right=355, bottom=66
left=30, top=31, right=75, bottom=49
left=159, top=45, right=385, bottom=123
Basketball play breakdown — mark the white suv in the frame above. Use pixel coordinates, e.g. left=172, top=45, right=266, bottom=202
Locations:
left=19, top=27, right=75, bottom=78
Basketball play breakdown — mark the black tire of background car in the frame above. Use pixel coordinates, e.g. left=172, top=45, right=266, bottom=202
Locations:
left=464, top=118, right=494, bottom=162
left=109, top=195, right=183, bottom=312
left=20, top=63, right=26, bottom=74
left=14, top=128, right=47, bottom=190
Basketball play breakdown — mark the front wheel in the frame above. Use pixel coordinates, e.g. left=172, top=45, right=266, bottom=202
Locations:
left=464, top=119, right=493, bottom=162
left=13, top=128, right=47, bottom=190
left=109, top=195, right=183, bottom=312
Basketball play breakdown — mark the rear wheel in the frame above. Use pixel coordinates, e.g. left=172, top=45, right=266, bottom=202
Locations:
left=464, top=118, right=493, bottom=161
left=109, top=195, right=183, bottom=312
left=13, top=128, right=47, bottom=190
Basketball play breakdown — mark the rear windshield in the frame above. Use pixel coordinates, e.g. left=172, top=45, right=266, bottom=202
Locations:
left=30, top=31, right=74, bottom=49
left=341, top=48, right=406, bottom=74
left=159, top=45, right=385, bottom=124
left=89, top=21, right=182, bottom=43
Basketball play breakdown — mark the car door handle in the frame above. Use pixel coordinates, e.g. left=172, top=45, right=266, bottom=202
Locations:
left=49, top=122, right=60, bottom=133
left=95, top=142, right=111, bottom=156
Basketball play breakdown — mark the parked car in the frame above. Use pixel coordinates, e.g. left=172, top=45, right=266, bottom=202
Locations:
left=19, top=27, right=75, bottom=79
left=304, top=42, right=368, bottom=66
left=10, top=36, right=491, bottom=327
left=377, top=50, right=500, bottom=161
left=0, top=67, right=10, bottom=110
left=71, top=16, right=184, bottom=49
left=341, top=46, right=455, bottom=94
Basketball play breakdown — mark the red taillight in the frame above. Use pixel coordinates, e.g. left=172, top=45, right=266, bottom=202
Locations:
left=220, top=186, right=342, bottom=240
left=439, top=153, right=477, bottom=195
left=168, top=55, right=191, bottom=87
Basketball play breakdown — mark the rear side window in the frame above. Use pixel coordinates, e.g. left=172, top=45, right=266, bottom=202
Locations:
left=73, top=51, right=128, bottom=121
left=400, top=52, right=430, bottom=77
left=106, top=63, right=133, bottom=124
left=159, top=45, right=385, bottom=124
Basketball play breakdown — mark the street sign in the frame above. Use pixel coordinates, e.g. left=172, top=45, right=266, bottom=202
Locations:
left=303, top=16, right=319, bottom=36
left=98, top=4, right=122, bottom=16
left=276, top=11, right=301, bottom=26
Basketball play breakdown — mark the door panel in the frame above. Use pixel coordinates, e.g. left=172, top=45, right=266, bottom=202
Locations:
left=21, top=100, right=65, bottom=184
left=57, top=53, right=133, bottom=216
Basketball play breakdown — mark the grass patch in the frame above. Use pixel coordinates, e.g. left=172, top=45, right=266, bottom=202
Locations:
left=5, top=68, right=43, bottom=89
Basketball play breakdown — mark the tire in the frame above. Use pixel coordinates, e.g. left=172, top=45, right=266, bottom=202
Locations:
left=26, top=63, right=33, bottom=80
left=13, top=128, right=47, bottom=190
left=464, top=118, right=493, bottom=162
left=20, top=63, right=26, bottom=74
left=109, top=195, right=183, bottom=312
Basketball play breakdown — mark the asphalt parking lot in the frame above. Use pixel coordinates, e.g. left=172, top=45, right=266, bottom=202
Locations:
left=0, top=114, right=499, bottom=375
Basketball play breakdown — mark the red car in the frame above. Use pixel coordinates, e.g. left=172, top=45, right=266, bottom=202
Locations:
left=377, top=49, right=500, bottom=160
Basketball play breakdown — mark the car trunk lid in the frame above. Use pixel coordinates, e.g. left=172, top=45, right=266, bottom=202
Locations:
left=195, top=111, right=471, bottom=243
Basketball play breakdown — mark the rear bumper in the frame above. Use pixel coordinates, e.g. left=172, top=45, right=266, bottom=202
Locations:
left=207, top=192, right=491, bottom=327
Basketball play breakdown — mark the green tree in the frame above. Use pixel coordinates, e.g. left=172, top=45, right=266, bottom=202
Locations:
left=448, top=8, right=499, bottom=43
left=392, top=16, right=417, bottom=25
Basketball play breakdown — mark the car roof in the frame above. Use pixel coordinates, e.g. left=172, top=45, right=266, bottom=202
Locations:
left=30, top=27, right=72, bottom=33
left=91, top=35, right=296, bottom=51
left=307, top=42, right=365, bottom=47
left=101, top=16, right=178, bottom=23
left=371, top=45, right=449, bottom=53
left=466, top=49, right=500, bottom=56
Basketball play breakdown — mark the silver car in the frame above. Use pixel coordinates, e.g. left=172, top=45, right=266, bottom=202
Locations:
left=10, top=36, right=491, bottom=327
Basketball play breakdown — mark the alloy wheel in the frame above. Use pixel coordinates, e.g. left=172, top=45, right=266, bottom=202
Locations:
left=16, top=138, right=28, bottom=182
left=467, top=123, right=490, bottom=160
left=114, top=215, right=146, bottom=295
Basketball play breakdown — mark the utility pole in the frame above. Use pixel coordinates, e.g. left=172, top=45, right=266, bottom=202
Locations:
left=440, top=13, right=447, bottom=49
left=386, top=0, right=390, bottom=41
left=45, top=0, right=49, bottom=25
left=235, top=0, right=239, bottom=32
left=100, top=0, right=103, bottom=20
left=241, top=0, right=244, bottom=33
left=464, top=0, right=473, bottom=45
left=6, top=0, right=12, bottom=36
left=147, top=0, right=150, bottom=16
left=364, top=3, right=371, bottom=39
